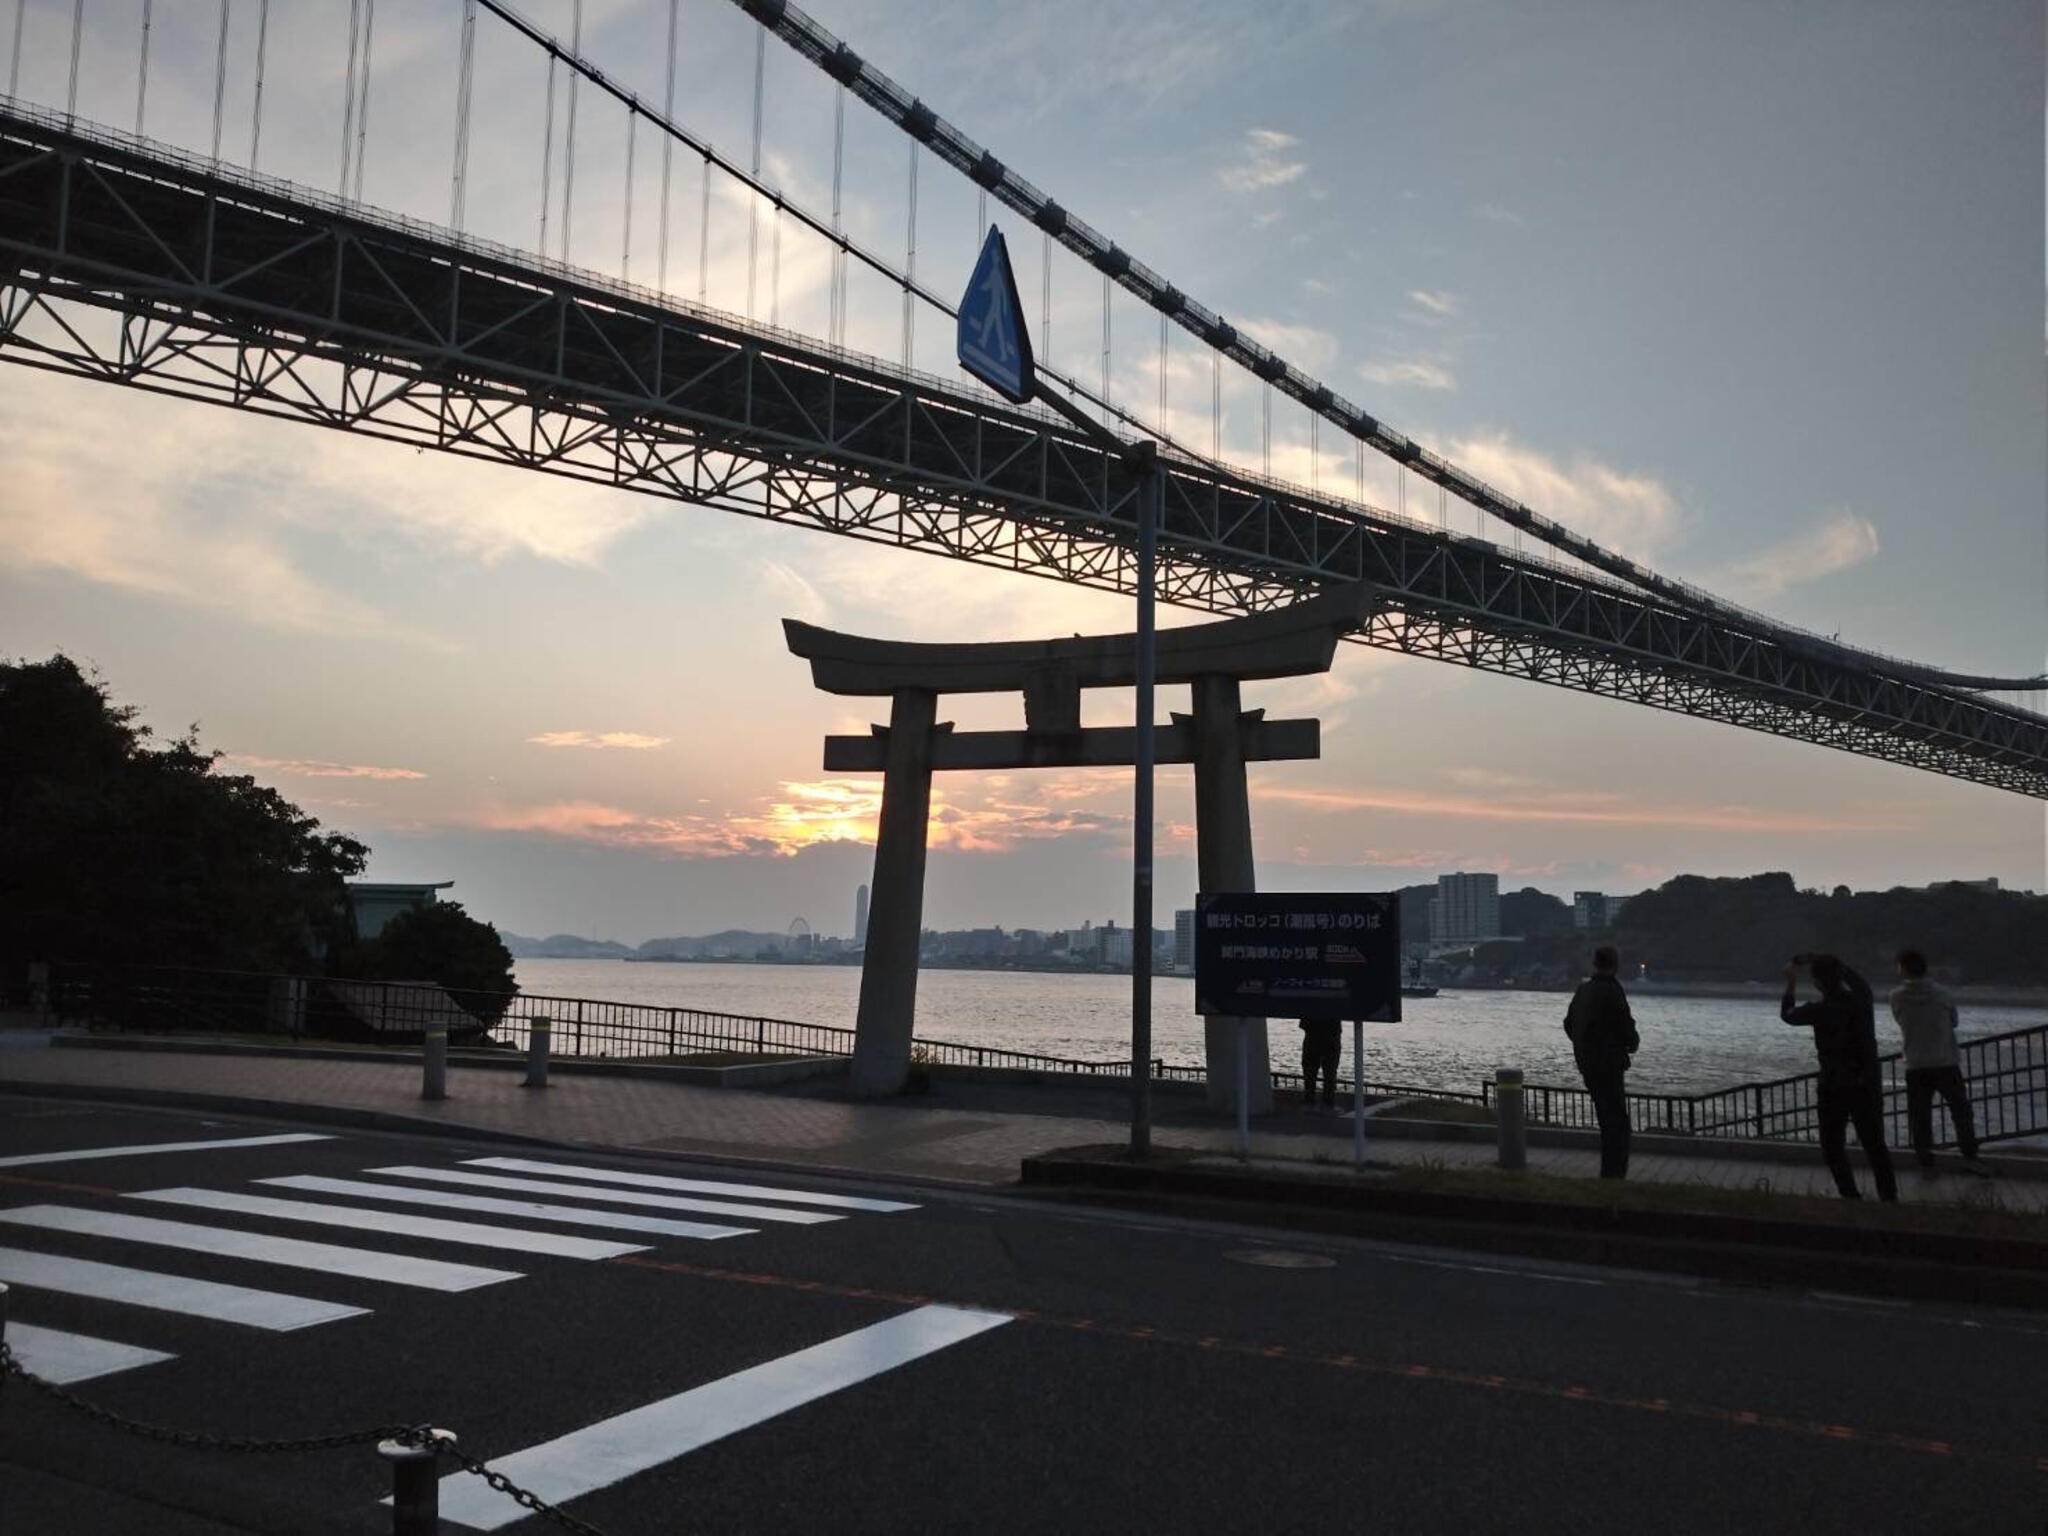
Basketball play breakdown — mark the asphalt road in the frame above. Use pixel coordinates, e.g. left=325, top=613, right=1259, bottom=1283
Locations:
left=0, top=1096, right=2041, bottom=1535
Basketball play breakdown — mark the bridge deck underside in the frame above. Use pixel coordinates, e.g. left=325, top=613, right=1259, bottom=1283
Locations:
left=2, top=110, right=2042, bottom=798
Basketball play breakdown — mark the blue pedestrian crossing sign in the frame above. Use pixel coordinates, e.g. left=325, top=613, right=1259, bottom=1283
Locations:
left=957, top=227, right=1035, bottom=404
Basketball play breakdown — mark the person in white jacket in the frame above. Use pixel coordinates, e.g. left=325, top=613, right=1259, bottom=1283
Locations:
left=1889, top=949, right=1992, bottom=1178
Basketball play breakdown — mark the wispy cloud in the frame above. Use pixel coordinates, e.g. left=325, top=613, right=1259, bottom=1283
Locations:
left=1220, top=127, right=1308, bottom=194
left=1254, top=783, right=1899, bottom=834
left=229, top=756, right=427, bottom=781
left=1237, top=317, right=1340, bottom=371
left=1359, top=357, right=1457, bottom=391
left=1406, top=288, right=1460, bottom=317
left=1441, top=432, right=1684, bottom=558
left=1715, top=512, right=1881, bottom=600
left=526, top=732, right=672, bottom=751
left=1473, top=203, right=1527, bottom=227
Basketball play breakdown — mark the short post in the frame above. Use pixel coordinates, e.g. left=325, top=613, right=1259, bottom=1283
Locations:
left=1352, top=1018, right=1366, bottom=1171
left=1, top=1279, right=10, bottom=1351
left=524, top=1016, right=551, bottom=1089
left=1236, top=1019, right=1251, bottom=1163
left=1495, top=1067, right=1526, bottom=1170
left=379, top=1428, right=456, bottom=1536
left=421, top=1027, right=447, bottom=1102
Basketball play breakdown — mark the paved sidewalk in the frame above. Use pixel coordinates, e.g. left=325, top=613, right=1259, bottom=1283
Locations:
left=0, top=1032, right=2039, bottom=1212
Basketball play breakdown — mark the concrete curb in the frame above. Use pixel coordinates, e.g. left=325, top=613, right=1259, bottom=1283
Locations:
left=0, top=1078, right=1003, bottom=1197
left=1018, top=1149, right=2048, bottom=1309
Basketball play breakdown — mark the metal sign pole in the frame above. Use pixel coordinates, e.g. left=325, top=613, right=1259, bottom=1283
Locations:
left=1131, top=449, right=1157, bottom=1157
left=1236, top=1018, right=1250, bottom=1162
left=1352, top=1016, right=1366, bottom=1170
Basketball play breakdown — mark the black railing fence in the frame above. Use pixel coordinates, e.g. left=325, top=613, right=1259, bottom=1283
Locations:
left=43, top=963, right=2048, bottom=1149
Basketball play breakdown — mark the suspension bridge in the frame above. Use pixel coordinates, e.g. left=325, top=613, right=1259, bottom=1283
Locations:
left=1, top=0, right=2043, bottom=797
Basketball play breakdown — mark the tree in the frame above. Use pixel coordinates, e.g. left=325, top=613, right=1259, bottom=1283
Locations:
left=0, top=656, right=367, bottom=990
left=344, top=902, right=516, bottom=1025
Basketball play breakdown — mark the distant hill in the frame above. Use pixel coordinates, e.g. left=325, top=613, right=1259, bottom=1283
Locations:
left=500, top=932, right=636, bottom=960
left=634, top=930, right=792, bottom=959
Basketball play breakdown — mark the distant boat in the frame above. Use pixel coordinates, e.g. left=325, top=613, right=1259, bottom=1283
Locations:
left=1400, top=984, right=1439, bottom=999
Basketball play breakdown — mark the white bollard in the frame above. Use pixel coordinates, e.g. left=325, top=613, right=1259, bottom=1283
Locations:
left=524, top=1016, right=551, bottom=1089
left=421, top=1027, right=448, bottom=1102
left=380, top=1428, right=456, bottom=1536
left=1495, top=1067, right=1526, bottom=1170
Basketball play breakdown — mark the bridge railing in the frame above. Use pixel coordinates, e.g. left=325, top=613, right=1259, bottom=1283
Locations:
left=41, top=963, right=2045, bottom=1148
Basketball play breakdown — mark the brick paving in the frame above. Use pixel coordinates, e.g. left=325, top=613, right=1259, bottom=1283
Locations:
left=0, top=1032, right=2040, bottom=1212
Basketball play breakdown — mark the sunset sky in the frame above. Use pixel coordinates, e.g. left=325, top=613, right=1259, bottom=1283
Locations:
left=3, top=0, right=2043, bottom=942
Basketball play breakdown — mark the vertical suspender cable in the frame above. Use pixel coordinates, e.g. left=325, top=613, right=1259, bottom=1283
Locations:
left=538, top=49, right=555, bottom=255
left=558, top=0, right=581, bottom=264
left=622, top=110, right=636, bottom=280
left=450, top=0, right=476, bottom=230
left=746, top=25, right=762, bottom=317
left=770, top=191, right=782, bottom=325
left=133, top=1, right=152, bottom=134
left=1040, top=231, right=1051, bottom=375
left=829, top=85, right=845, bottom=345
left=1158, top=313, right=1167, bottom=438
left=352, top=0, right=376, bottom=203
left=210, top=0, right=230, bottom=163
left=64, top=0, right=83, bottom=120
left=977, top=188, right=986, bottom=241
left=9, top=0, right=26, bottom=103
left=1099, top=271, right=1109, bottom=424
left=1261, top=383, right=1271, bottom=478
left=1397, top=466, right=1405, bottom=521
left=1355, top=438, right=1364, bottom=504
left=902, top=141, right=917, bottom=367
left=1211, top=352, right=1220, bottom=460
left=697, top=151, right=709, bottom=302
left=1310, top=413, right=1319, bottom=495
left=249, top=0, right=270, bottom=170
left=339, top=0, right=361, bottom=194
left=655, top=0, right=677, bottom=291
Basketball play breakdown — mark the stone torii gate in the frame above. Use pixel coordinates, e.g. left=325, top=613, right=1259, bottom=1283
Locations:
left=785, top=587, right=1364, bottom=1104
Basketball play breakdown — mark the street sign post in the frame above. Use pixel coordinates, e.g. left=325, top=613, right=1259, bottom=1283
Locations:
left=956, top=228, right=1034, bottom=404
left=958, top=225, right=1156, bottom=1158
left=1195, top=892, right=1403, bottom=1160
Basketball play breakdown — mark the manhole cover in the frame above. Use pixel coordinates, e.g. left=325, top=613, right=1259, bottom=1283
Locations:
left=1225, top=1249, right=1336, bottom=1269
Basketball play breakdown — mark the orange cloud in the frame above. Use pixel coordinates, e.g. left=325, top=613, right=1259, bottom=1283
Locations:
left=230, top=755, right=426, bottom=781
left=1254, top=784, right=1900, bottom=834
left=478, top=801, right=778, bottom=858
left=526, top=731, right=672, bottom=751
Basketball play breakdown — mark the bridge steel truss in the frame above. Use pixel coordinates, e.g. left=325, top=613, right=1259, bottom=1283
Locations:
left=2, top=105, right=2043, bottom=799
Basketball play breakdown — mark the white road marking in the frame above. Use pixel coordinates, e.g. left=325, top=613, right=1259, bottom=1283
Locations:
left=5, top=1322, right=174, bottom=1384
left=362, top=1166, right=841, bottom=1226
left=1382, top=1254, right=1604, bottom=1286
left=462, top=1158, right=920, bottom=1213
left=0, top=1246, right=366, bottom=1330
left=0, top=1133, right=332, bottom=1170
left=431, top=1304, right=1013, bottom=1531
left=126, top=1188, right=648, bottom=1261
left=260, top=1175, right=753, bottom=1241
left=0, top=1205, right=520, bottom=1292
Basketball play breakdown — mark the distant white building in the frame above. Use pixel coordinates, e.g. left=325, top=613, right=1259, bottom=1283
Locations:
left=1173, top=910, right=1196, bottom=972
left=1102, top=928, right=1134, bottom=968
left=1429, top=872, right=1500, bottom=948
left=853, top=884, right=870, bottom=946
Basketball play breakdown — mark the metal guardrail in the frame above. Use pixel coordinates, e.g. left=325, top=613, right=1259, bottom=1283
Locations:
left=45, top=964, right=2046, bottom=1148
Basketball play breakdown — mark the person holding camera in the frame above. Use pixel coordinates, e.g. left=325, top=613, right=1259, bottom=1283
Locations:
left=1564, top=945, right=1639, bottom=1178
left=1781, top=953, right=1898, bottom=1202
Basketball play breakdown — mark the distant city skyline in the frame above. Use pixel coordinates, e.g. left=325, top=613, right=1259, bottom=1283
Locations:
left=4, top=1, right=2041, bottom=944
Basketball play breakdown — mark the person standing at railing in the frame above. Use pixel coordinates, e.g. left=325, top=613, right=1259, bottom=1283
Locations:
left=1563, top=945, right=1639, bottom=1178
left=1781, top=954, right=1898, bottom=1202
left=1889, top=949, right=1993, bottom=1179
left=1300, top=1016, right=1342, bottom=1111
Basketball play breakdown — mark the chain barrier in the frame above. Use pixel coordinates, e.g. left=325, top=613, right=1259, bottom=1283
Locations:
left=2, top=1340, right=613, bottom=1534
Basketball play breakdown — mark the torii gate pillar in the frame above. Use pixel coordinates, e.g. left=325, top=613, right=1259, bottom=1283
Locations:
left=851, top=687, right=938, bottom=1098
left=1190, top=674, right=1272, bottom=1115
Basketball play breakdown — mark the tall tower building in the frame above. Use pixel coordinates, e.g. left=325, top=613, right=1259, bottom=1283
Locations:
left=853, top=884, right=870, bottom=947
left=1430, top=872, right=1501, bottom=947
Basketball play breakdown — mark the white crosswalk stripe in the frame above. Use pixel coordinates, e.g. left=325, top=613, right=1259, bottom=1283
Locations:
left=0, top=1246, right=367, bottom=1330
left=5, top=1322, right=174, bottom=1384
left=429, top=1305, right=1014, bottom=1531
left=257, top=1175, right=756, bottom=1240
left=359, top=1165, right=843, bottom=1225
left=0, top=1133, right=332, bottom=1170
left=462, top=1157, right=920, bottom=1213
left=126, top=1188, right=649, bottom=1260
left=0, top=1205, right=521, bottom=1292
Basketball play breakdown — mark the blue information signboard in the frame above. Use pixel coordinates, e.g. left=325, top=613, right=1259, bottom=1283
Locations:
left=957, top=227, right=1035, bottom=404
left=1194, top=891, right=1403, bottom=1022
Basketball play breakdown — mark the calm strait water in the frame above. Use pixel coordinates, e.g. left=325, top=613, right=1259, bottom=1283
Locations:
left=513, top=958, right=2048, bottom=1095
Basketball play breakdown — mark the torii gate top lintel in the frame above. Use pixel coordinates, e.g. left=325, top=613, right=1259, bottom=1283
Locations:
left=781, top=582, right=1370, bottom=698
